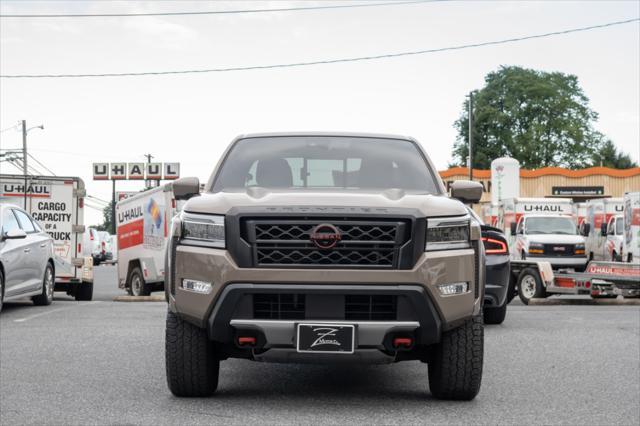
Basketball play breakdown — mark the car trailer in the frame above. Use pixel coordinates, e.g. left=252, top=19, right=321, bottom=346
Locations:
left=511, top=260, right=640, bottom=304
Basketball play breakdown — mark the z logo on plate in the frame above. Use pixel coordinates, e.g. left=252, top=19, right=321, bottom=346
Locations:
left=311, top=327, right=341, bottom=348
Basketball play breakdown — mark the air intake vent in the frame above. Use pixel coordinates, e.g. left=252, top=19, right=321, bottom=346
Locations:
left=253, top=294, right=306, bottom=320
left=345, top=295, right=397, bottom=320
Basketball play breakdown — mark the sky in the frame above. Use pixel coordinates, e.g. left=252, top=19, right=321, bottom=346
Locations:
left=1, top=0, right=639, bottom=226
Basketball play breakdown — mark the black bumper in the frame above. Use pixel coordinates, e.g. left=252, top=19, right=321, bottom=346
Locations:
left=484, top=254, right=510, bottom=308
left=206, top=284, right=443, bottom=346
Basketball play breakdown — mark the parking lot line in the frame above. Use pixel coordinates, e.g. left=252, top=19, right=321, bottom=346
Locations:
left=13, top=301, right=101, bottom=323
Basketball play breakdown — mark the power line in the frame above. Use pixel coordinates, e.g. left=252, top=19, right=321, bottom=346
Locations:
left=0, top=0, right=435, bottom=18
left=0, top=123, right=20, bottom=133
left=1, top=17, right=636, bottom=79
left=27, top=153, right=57, bottom=176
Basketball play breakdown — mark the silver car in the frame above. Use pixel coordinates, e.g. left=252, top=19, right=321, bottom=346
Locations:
left=0, top=203, right=55, bottom=312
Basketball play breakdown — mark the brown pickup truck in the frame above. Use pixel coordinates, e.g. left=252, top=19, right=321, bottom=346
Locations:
left=165, top=133, right=485, bottom=400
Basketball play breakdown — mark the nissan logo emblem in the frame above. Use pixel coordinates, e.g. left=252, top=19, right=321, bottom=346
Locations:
left=309, top=223, right=342, bottom=249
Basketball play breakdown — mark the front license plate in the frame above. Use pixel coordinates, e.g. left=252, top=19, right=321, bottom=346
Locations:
left=296, top=324, right=355, bottom=354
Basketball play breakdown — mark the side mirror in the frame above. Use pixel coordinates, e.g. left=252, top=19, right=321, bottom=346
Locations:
left=600, top=223, right=607, bottom=237
left=172, top=177, right=200, bottom=201
left=510, top=222, right=517, bottom=235
left=581, top=223, right=590, bottom=236
left=450, top=180, right=483, bottom=204
left=2, top=229, right=27, bottom=241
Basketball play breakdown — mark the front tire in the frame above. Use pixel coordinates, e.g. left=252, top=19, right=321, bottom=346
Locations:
left=484, top=303, right=507, bottom=324
left=428, top=315, right=483, bottom=400
left=517, top=268, right=546, bottom=305
left=165, top=310, right=219, bottom=397
left=33, top=263, right=54, bottom=306
left=75, top=282, right=94, bottom=301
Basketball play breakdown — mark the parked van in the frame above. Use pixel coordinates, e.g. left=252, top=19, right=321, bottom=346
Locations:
left=583, top=198, right=624, bottom=261
left=622, top=192, right=640, bottom=263
left=498, top=197, right=586, bottom=270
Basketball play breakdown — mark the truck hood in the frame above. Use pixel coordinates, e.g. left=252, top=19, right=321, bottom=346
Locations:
left=182, top=189, right=468, bottom=217
left=525, top=234, right=585, bottom=245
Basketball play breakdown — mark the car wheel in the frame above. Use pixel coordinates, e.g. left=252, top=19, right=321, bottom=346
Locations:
left=428, top=315, right=483, bottom=400
left=517, top=268, right=546, bottom=305
left=75, top=282, right=94, bottom=301
left=33, top=263, right=54, bottom=306
left=165, top=309, right=219, bottom=397
left=0, top=268, right=4, bottom=313
left=129, top=267, right=150, bottom=296
left=484, top=303, right=507, bottom=324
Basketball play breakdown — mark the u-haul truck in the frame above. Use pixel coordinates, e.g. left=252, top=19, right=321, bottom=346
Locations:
left=622, top=192, right=640, bottom=263
left=480, top=203, right=498, bottom=227
left=583, top=198, right=624, bottom=262
left=116, top=184, right=181, bottom=296
left=574, top=202, right=587, bottom=229
left=498, top=197, right=586, bottom=270
left=0, top=174, right=94, bottom=300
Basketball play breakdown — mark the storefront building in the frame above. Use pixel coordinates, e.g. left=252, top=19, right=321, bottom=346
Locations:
left=439, top=166, right=640, bottom=204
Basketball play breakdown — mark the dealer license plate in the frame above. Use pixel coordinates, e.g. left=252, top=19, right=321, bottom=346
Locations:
left=296, top=324, right=355, bottom=354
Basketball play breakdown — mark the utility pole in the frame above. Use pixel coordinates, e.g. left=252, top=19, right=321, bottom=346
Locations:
left=22, top=120, right=28, bottom=209
left=112, top=180, right=116, bottom=235
left=468, top=92, right=474, bottom=182
left=144, top=153, right=154, bottom=188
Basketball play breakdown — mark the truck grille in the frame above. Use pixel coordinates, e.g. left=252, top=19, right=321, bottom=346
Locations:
left=253, top=294, right=306, bottom=320
left=245, top=219, right=409, bottom=268
left=543, top=244, right=575, bottom=256
left=345, top=295, right=397, bottom=320
left=251, top=294, right=397, bottom=320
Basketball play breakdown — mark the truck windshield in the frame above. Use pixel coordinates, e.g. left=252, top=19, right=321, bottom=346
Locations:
left=525, top=217, right=577, bottom=235
left=211, top=136, right=439, bottom=193
left=616, top=218, right=623, bottom=235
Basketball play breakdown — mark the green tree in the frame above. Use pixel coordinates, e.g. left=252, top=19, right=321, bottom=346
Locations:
left=590, top=139, right=637, bottom=168
left=95, top=201, right=115, bottom=233
left=452, top=66, right=609, bottom=169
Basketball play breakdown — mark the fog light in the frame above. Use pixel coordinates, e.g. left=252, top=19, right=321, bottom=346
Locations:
left=438, top=282, right=469, bottom=296
left=182, top=279, right=212, bottom=294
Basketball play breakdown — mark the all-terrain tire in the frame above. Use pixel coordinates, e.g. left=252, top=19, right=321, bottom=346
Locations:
left=428, top=315, right=483, bottom=400
left=165, top=309, right=219, bottom=397
left=33, top=263, right=54, bottom=306
left=484, top=303, right=507, bottom=325
left=75, top=282, right=94, bottom=301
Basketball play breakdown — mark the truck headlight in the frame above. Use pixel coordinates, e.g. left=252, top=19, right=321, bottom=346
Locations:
left=575, top=243, right=585, bottom=255
left=426, top=216, right=471, bottom=251
left=181, top=212, right=225, bottom=248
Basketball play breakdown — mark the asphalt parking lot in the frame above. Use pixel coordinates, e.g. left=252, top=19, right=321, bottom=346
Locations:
left=1, top=266, right=639, bottom=425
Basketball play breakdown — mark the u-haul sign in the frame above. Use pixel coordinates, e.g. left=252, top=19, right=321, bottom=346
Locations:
left=93, top=162, right=180, bottom=181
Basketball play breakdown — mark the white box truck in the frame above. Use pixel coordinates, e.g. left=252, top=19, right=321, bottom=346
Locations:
left=583, top=198, right=624, bottom=262
left=574, top=202, right=587, bottom=229
left=622, top=192, right=640, bottom=263
left=116, top=183, right=181, bottom=296
left=498, top=197, right=587, bottom=270
left=0, top=174, right=94, bottom=300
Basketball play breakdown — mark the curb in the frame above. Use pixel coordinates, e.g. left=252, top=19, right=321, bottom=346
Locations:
left=113, top=295, right=166, bottom=302
left=528, top=297, right=640, bottom=306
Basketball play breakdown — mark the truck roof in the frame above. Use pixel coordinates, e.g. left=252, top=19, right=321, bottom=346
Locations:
left=235, top=131, right=417, bottom=142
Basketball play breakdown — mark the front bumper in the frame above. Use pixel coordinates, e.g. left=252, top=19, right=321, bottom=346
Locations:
left=167, top=245, right=483, bottom=336
left=526, top=255, right=587, bottom=268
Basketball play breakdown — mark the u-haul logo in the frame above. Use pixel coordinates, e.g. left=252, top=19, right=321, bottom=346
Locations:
left=2, top=183, right=51, bottom=198
left=524, top=205, right=562, bottom=212
left=118, top=206, right=143, bottom=223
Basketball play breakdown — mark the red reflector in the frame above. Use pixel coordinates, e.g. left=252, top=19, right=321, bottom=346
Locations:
left=172, top=198, right=176, bottom=209
left=79, top=198, right=84, bottom=208
left=393, top=337, right=413, bottom=348
left=481, top=237, right=508, bottom=254
left=78, top=243, right=82, bottom=253
left=585, top=281, right=591, bottom=289
left=555, top=277, right=576, bottom=288
left=238, top=337, right=256, bottom=346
